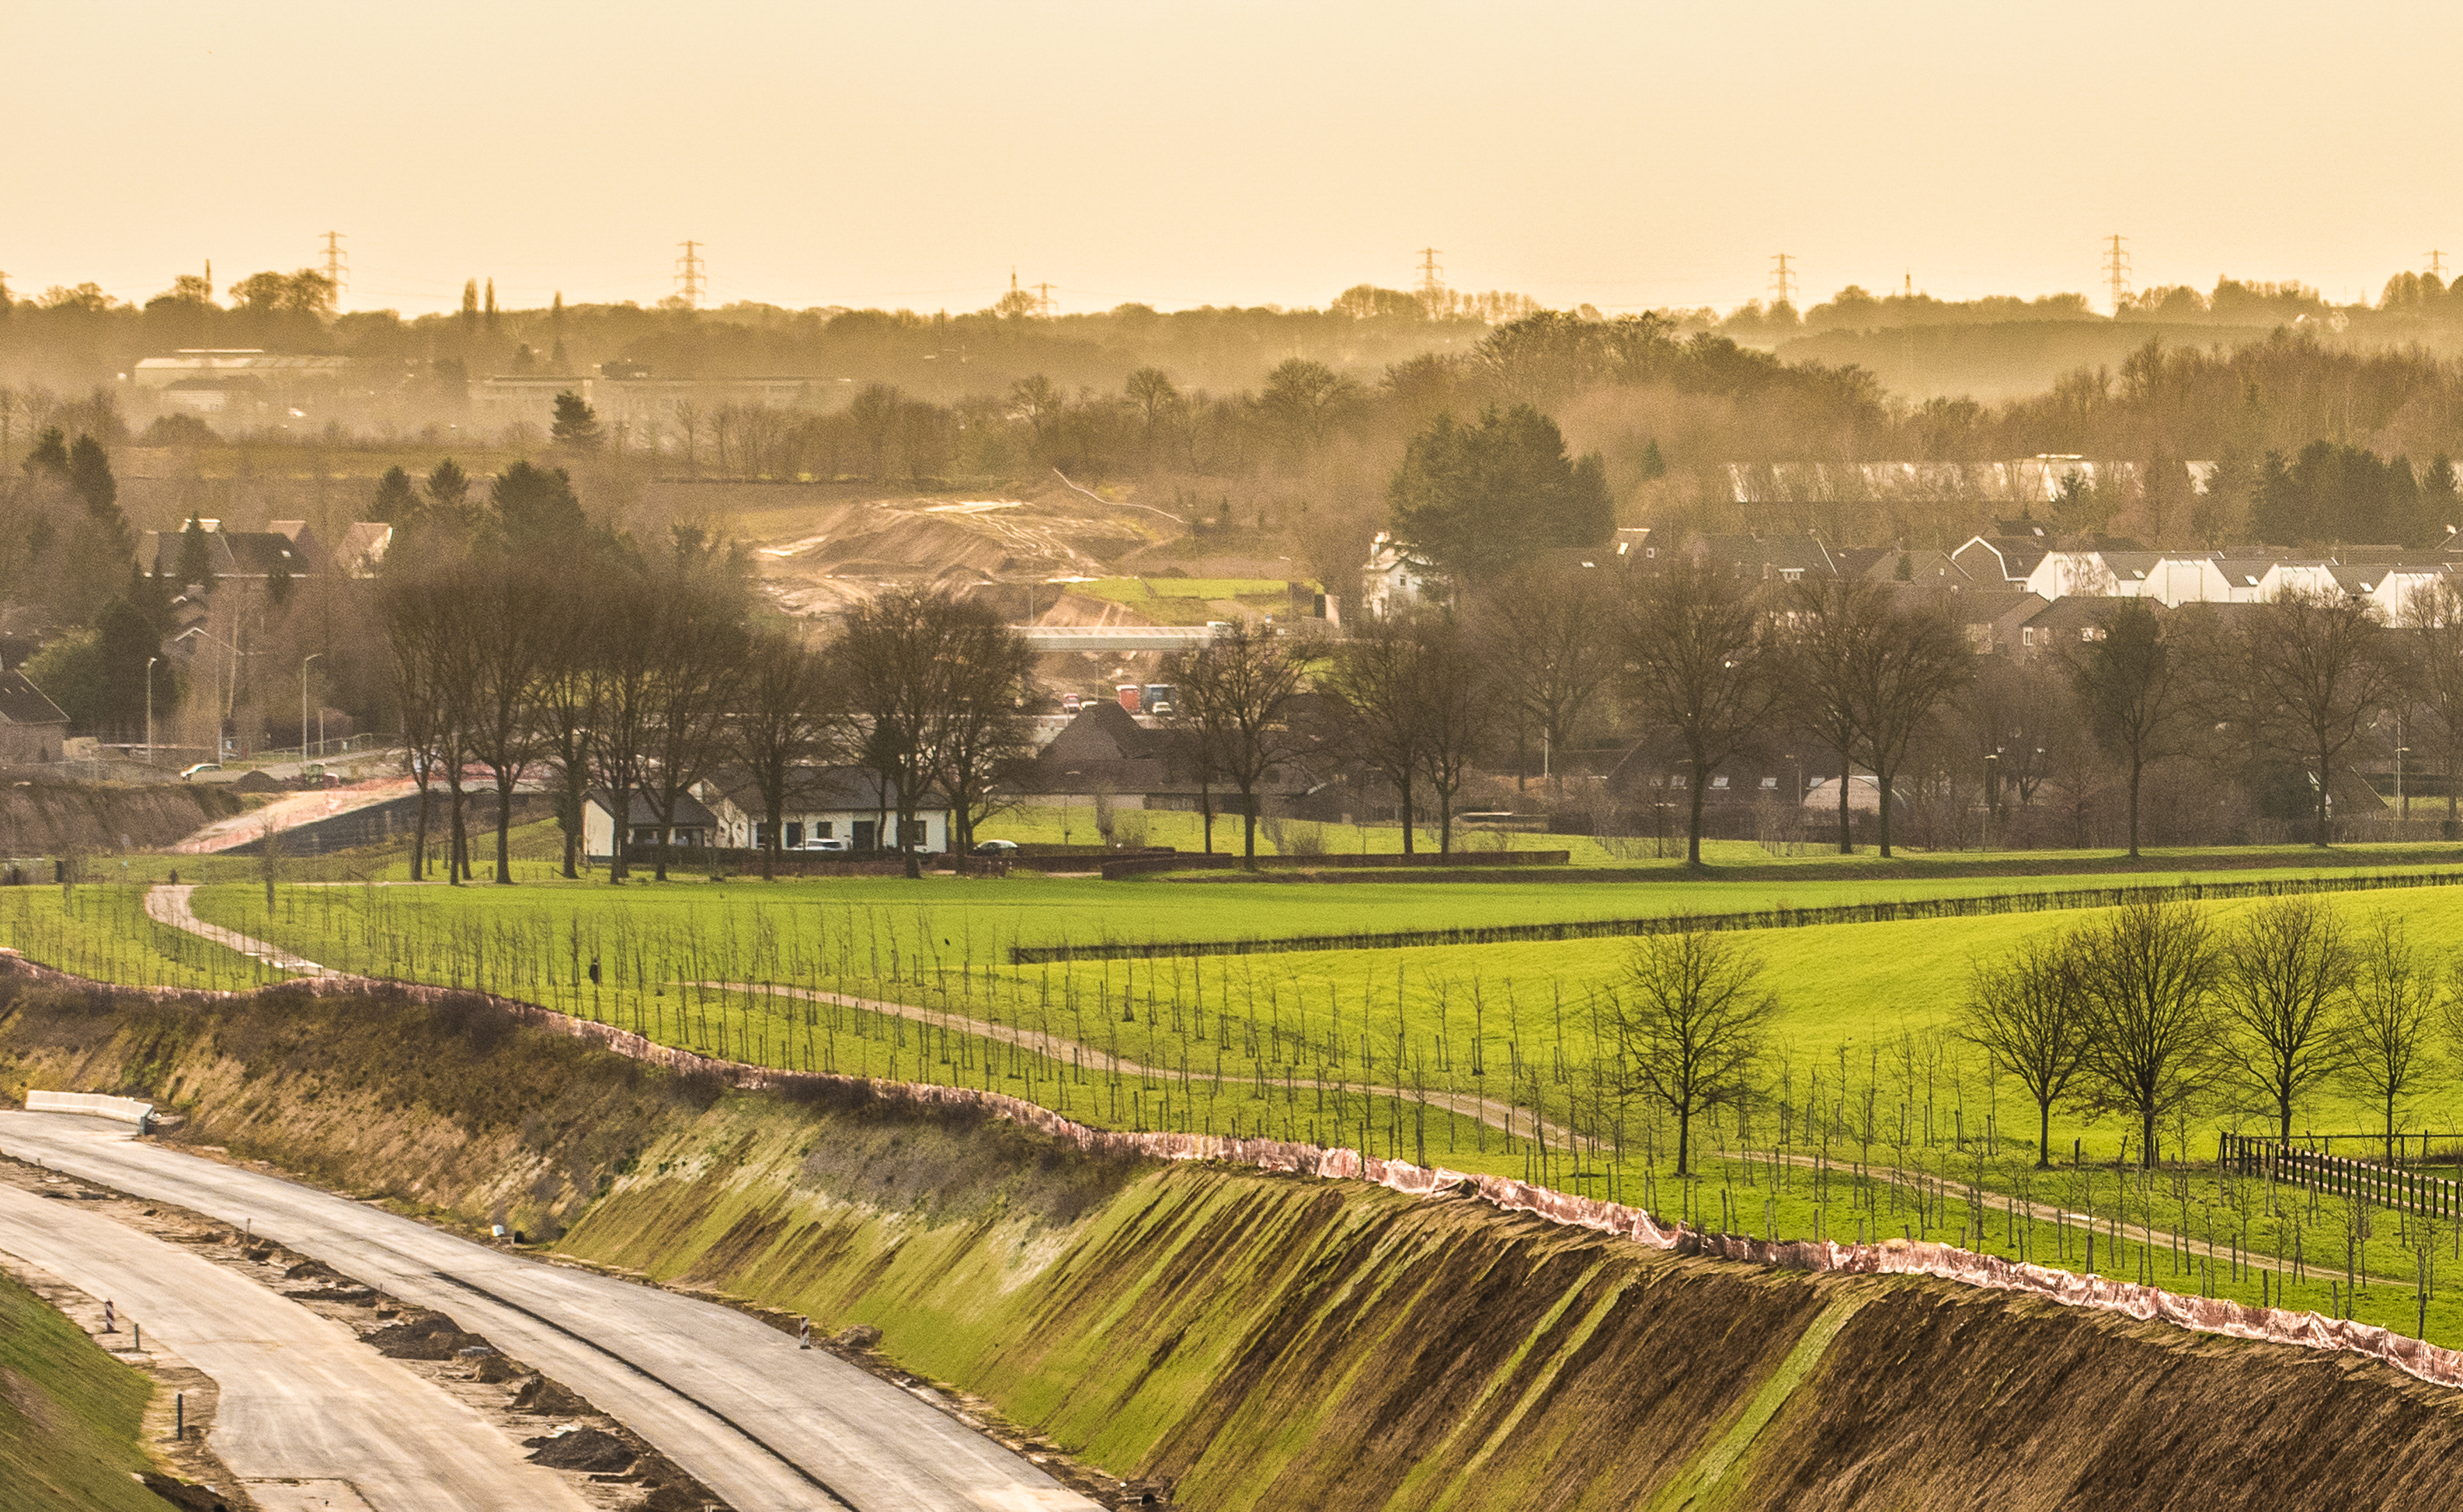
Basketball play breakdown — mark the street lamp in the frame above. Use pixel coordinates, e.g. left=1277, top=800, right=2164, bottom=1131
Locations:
left=145, top=656, right=158, bottom=765
left=301, top=653, right=325, bottom=762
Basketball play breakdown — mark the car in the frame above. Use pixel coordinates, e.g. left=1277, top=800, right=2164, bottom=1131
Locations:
left=804, top=838, right=850, bottom=852
left=972, top=839, right=1020, bottom=856
left=179, top=763, right=222, bottom=780
left=1060, top=692, right=1082, bottom=713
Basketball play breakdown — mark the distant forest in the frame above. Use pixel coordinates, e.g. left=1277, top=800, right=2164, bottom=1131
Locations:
left=10, top=269, right=2463, bottom=574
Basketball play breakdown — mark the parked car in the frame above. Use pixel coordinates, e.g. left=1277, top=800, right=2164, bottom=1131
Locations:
left=179, top=763, right=221, bottom=780
left=1060, top=692, right=1082, bottom=713
left=803, top=837, right=850, bottom=852
left=972, top=838, right=1020, bottom=856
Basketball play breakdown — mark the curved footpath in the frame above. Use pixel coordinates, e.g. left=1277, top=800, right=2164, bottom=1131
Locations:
left=0, top=1112, right=1096, bottom=1512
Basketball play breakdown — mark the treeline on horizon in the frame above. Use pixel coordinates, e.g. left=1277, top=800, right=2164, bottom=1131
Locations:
left=15, top=266, right=2463, bottom=567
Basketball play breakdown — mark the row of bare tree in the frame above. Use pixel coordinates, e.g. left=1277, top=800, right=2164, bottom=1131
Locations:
left=1967, top=897, right=2463, bottom=1171
left=380, top=551, right=1035, bottom=883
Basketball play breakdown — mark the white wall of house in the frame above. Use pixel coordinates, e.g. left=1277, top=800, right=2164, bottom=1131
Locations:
left=2023, top=552, right=2117, bottom=601
left=699, top=788, right=948, bottom=852
left=2142, top=556, right=2234, bottom=606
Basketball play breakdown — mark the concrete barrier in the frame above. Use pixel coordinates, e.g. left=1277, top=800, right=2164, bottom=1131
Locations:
left=25, top=1089, right=154, bottom=1128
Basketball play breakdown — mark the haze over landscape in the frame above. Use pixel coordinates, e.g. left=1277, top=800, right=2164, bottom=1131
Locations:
left=12, top=0, right=2462, bottom=315
left=15, top=6, right=2463, bottom=1512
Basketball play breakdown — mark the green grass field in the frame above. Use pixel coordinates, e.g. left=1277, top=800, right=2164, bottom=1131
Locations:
left=0, top=1271, right=169, bottom=1512
left=24, top=824, right=2463, bottom=1344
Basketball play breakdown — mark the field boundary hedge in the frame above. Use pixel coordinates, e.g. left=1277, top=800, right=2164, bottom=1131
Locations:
left=1009, top=866, right=2463, bottom=963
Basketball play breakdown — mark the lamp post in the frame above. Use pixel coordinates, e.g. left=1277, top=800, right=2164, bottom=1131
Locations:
left=145, top=657, right=158, bottom=766
left=301, top=653, right=324, bottom=763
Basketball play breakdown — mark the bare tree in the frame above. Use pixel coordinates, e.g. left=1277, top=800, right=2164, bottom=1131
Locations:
left=2398, top=576, right=2463, bottom=828
left=457, top=560, right=556, bottom=883
left=1608, top=928, right=1778, bottom=1178
left=1472, top=562, right=1618, bottom=797
left=837, top=586, right=1022, bottom=878
left=1320, top=612, right=1429, bottom=853
left=1162, top=622, right=1315, bottom=865
left=529, top=572, right=610, bottom=879
left=2213, top=897, right=2352, bottom=1141
left=2069, top=598, right=2196, bottom=858
left=729, top=630, right=839, bottom=880
left=2341, top=912, right=2440, bottom=1164
left=932, top=605, right=1038, bottom=857
left=1961, top=937, right=2093, bottom=1168
left=642, top=567, right=750, bottom=881
left=1411, top=613, right=1496, bottom=854
left=587, top=574, right=661, bottom=883
left=1781, top=576, right=1888, bottom=853
left=2071, top=898, right=2220, bottom=1168
left=377, top=573, right=450, bottom=879
left=1853, top=591, right=1973, bottom=859
left=2238, top=587, right=2401, bottom=844
left=1623, top=562, right=1779, bottom=867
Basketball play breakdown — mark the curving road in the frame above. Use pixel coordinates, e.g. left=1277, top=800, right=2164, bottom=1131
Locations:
left=0, top=1113, right=1096, bottom=1512
left=0, top=1180, right=594, bottom=1512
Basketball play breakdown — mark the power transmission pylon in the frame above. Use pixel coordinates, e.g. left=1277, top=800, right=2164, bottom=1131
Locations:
left=1417, top=247, right=1446, bottom=313
left=1033, top=282, right=1057, bottom=318
left=1769, top=253, right=1796, bottom=307
left=2103, top=234, right=2131, bottom=314
left=2430, top=250, right=2448, bottom=281
left=319, top=231, right=347, bottom=307
left=674, top=241, right=706, bottom=309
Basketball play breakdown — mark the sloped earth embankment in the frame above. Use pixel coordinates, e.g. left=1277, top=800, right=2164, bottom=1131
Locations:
left=5, top=977, right=2462, bottom=1509
left=0, top=783, right=243, bottom=861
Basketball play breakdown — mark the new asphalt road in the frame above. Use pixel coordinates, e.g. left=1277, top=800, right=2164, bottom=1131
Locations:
left=0, top=1112, right=1097, bottom=1512
left=0, top=1179, right=594, bottom=1512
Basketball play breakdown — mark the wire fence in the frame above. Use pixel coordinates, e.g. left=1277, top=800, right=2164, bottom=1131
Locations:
left=1011, top=866, right=2463, bottom=964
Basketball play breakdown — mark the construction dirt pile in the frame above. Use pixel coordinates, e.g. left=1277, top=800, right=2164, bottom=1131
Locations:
left=8, top=975, right=2463, bottom=1510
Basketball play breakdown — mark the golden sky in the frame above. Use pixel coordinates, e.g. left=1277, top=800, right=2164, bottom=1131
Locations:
left=10, top=0, right=2458, bottom=317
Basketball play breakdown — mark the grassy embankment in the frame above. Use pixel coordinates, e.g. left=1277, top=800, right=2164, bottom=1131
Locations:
left=8, top=976, right=2463, bottom=1511
left=24, top=833, right=2463, bottom=1339
left=0, top=1269, right=173, bottom=1512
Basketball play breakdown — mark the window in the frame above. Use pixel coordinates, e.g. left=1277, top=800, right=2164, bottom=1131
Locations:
left=1711, top=775, right=1730, bottom=789
left=816, top=820, right=834, bottom=838
left=1760, top=777, right=1779, bottom=789
left=2022, top=627, right=2035, bottom=647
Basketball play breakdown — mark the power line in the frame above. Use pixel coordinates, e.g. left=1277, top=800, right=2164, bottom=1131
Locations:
left=1768, top=252, right=1796, bottom=307
left=674, top=240, right=706, bottom=309
left=320, top=231, right=348, bottom=307
left=2103, top=234, right=2131, bottom=314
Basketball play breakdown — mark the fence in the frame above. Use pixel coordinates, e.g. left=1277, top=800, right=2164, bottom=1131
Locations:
left=8, top=953, right=2463, bottom=1390
left=2222, top=1132, right=2463, bottom=1219
left=1014, top=865, right=2463, bottom=964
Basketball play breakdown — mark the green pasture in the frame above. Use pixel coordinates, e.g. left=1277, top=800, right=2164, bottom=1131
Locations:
left=28, top=845, right=2463, bottom=1343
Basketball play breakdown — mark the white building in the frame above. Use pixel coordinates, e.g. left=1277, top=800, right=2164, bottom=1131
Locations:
left=692, top=765, right=951, bottom=854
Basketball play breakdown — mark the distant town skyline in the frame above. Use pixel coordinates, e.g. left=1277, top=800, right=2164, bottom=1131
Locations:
left=9, top=0, right=2458, bottom=319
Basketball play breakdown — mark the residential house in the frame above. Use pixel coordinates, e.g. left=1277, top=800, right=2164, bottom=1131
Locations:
left=1951, top=535, right=2055, bottom=589
left=0, top=670, right=69, bottom=763
left=1360, top=531, right=1433, bottom=618
left=140, top=519, right=320, bottom=589
left=2014, top=596, right=2145, bottom=661
left=580, top=789, right=720, bottom=862
left=691, top=765, right=951, bottom=854
left=1830, top=546, right=1969, bottom=587
left=1945, top=590, right=2050, bottom=656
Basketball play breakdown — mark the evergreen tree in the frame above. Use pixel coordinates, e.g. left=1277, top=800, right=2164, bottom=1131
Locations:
left=550, top=391, right=601, bottom=450
left=65, top=434, right=115, bottom=516
left=371, top=465, right=418, bottom=523
left=177, top=513, right=212, bottom=589
left=1387, top=404, right=1612, bottom=585
left=488, top=460, right=588, bottom=558
left=21, top=427, right=66, bottom=477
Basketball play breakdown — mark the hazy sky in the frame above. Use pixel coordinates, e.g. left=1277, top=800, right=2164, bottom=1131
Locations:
left=11, top=1, right=2460, bottom=318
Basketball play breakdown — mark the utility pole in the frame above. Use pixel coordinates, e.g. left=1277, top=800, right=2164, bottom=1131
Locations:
left=674, top=241, right=706, bottom=309
left=1416, top=247, right=1445, bottom=314
left=1769, top=252, right=1796, bottom=308
left=2103, top=234, right=2131, bottom=314
left=319, top=231, right=348, bottom=307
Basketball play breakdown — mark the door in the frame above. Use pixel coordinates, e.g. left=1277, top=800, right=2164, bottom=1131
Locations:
left=854, top=820, right=877, bottom=851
